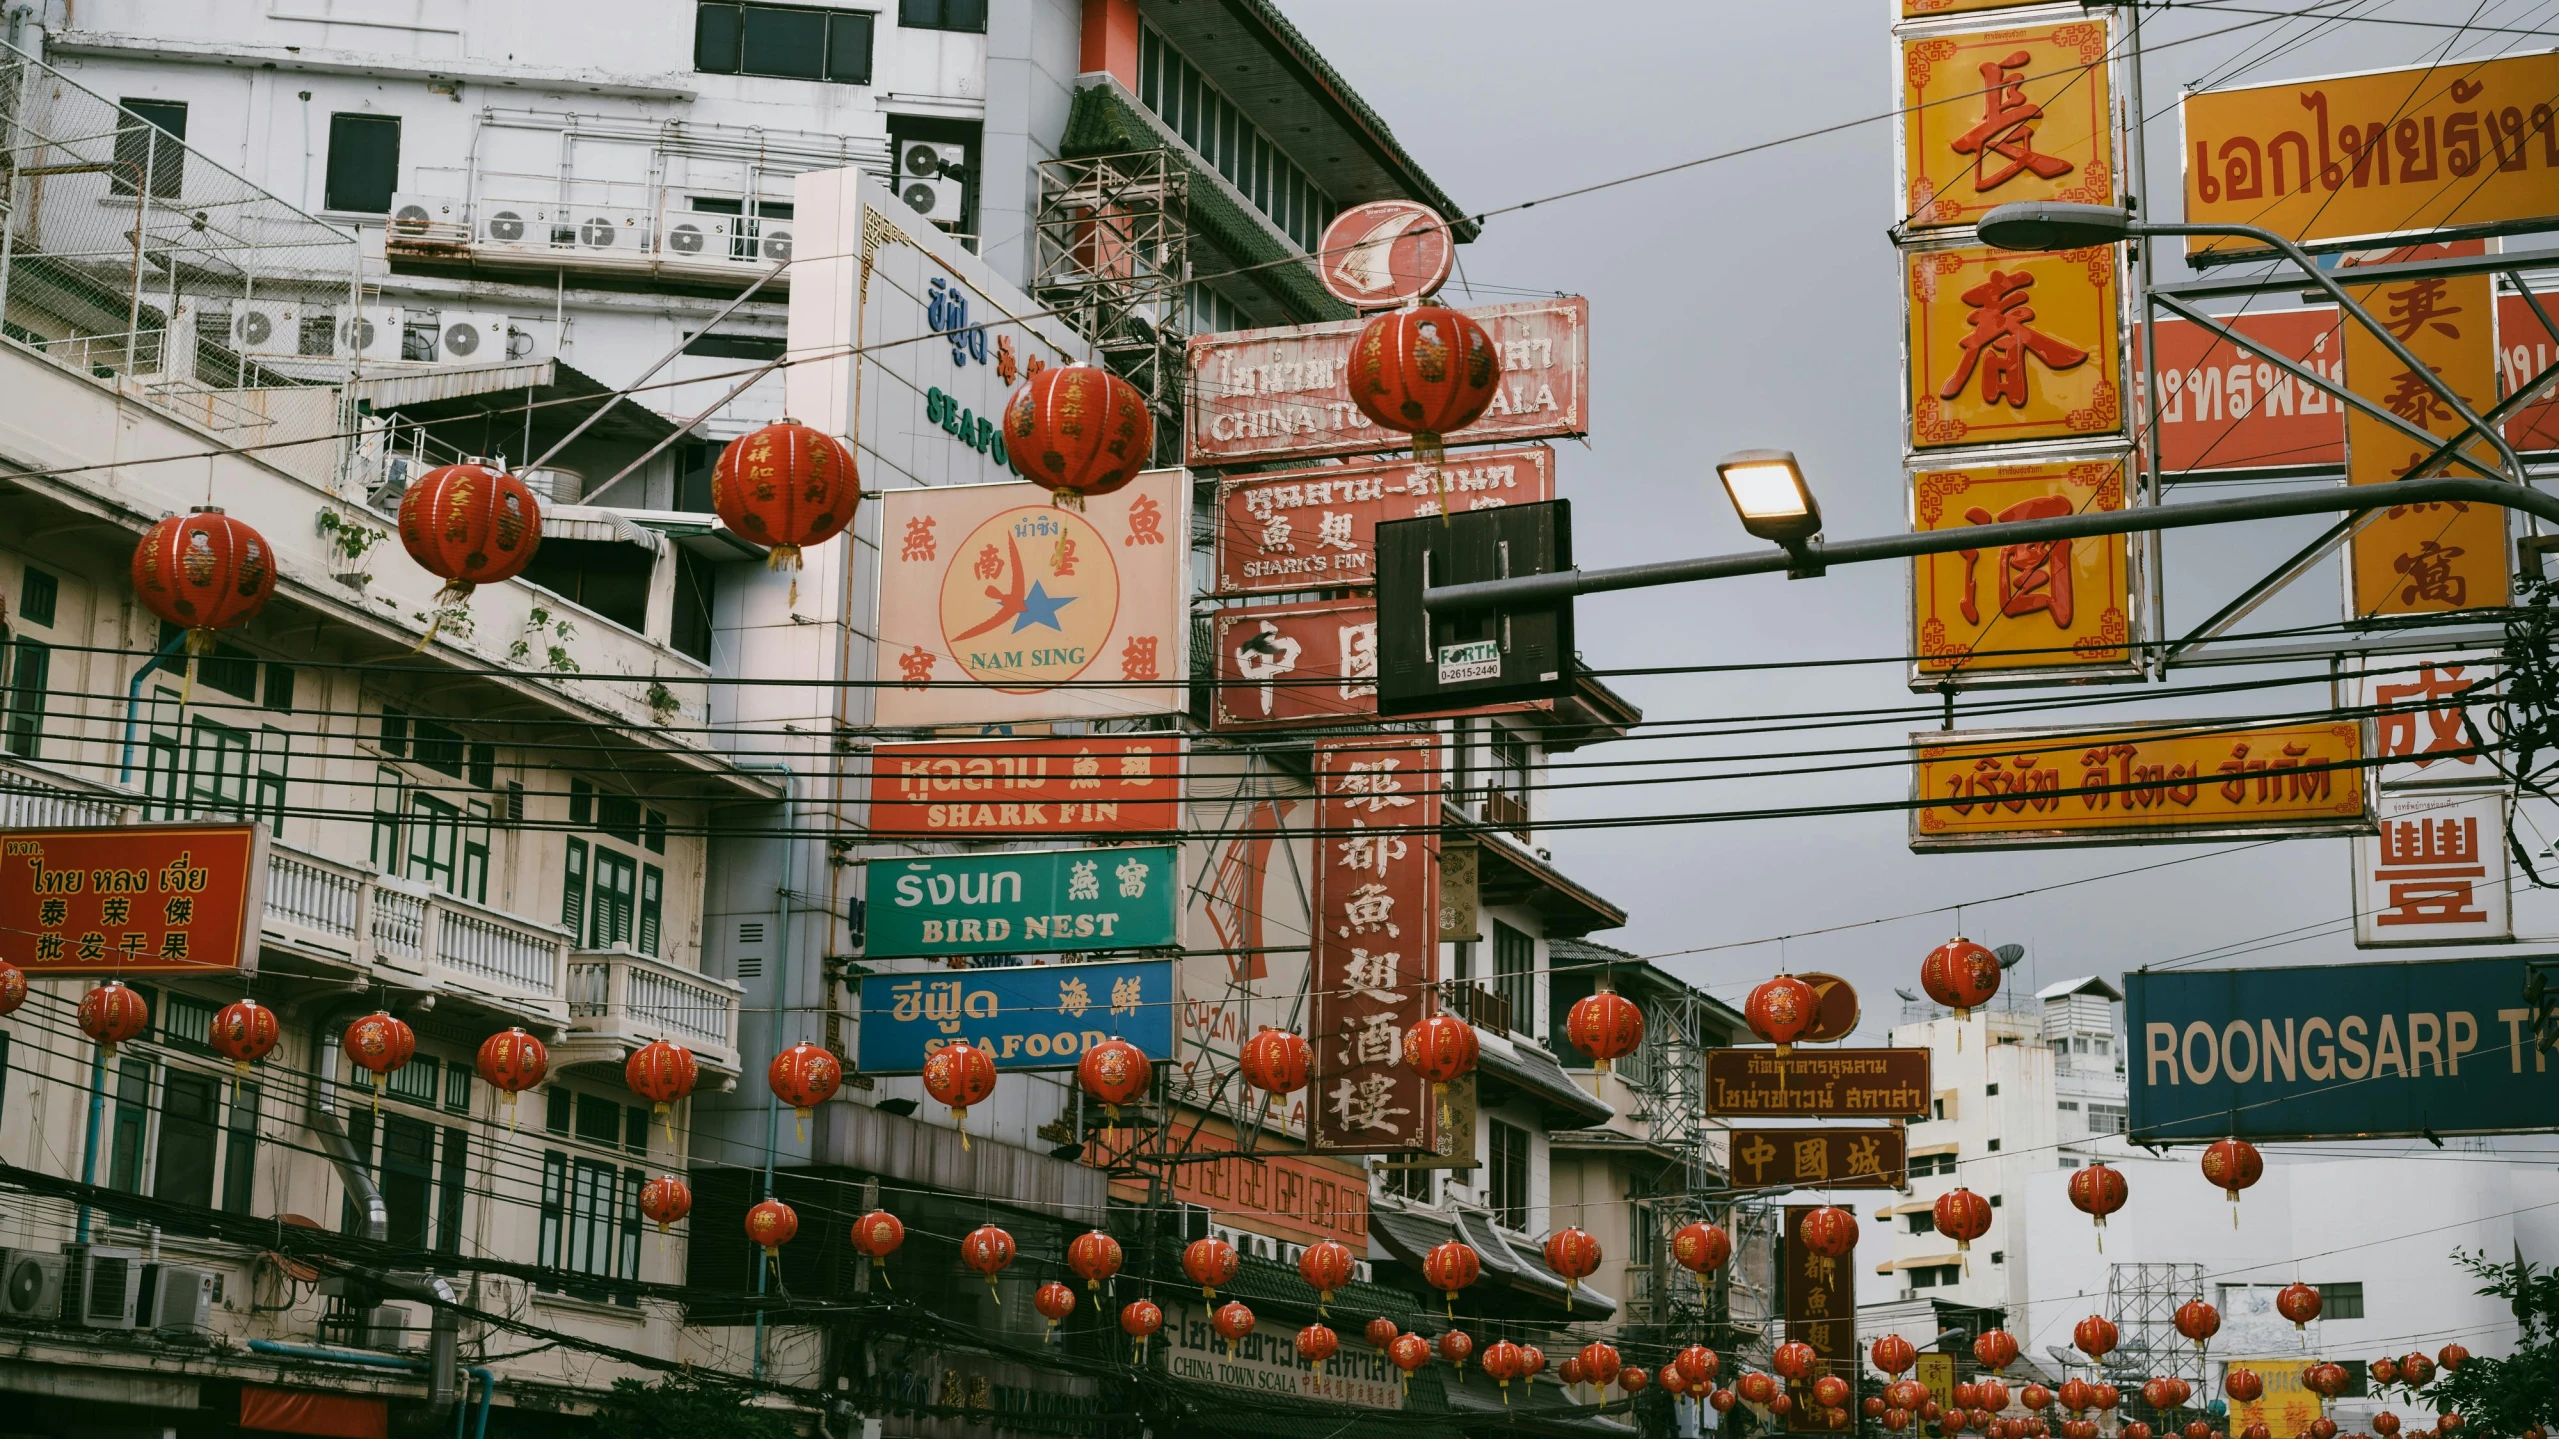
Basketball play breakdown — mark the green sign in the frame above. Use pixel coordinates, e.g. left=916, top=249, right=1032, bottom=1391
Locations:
left=865, top=845, right=1181, bottom=958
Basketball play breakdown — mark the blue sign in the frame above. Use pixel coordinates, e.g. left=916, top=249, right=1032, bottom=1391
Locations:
left=856, top=957, right=1178, bottom=1074
left=2126, top=956, right=2559, bottom=1142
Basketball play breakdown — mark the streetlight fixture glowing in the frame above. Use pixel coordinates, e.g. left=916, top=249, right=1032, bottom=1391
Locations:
left=1715, top=449, right=1821, bottom=544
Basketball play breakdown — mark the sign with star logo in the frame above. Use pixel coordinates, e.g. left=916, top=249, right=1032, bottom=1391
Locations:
left=874, top=471, right=1191, bottom=728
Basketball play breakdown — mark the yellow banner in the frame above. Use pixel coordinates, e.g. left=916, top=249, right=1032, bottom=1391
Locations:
left=1909, top=245, right=2123, bottom=449
left=1915, top=1353, right=1955, bottom=1407
left=2228, top=1358, right=2322, bottom=1438
left=1903, top=0, right=2061, bottom=15
left=1902, top=21, right=2116, bottom=231
left=1913, top=720, right=2370, bottom=847
left=2344, top=268, right=2510, bottom=616
left=1911, top=456, right=2132, bottom=676
left=2182, top=50, right=2559, bottom=258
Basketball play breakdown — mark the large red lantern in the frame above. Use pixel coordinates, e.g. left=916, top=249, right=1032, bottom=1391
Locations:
left=2092, top=1383, right=2119, bottom=1411
left=1183, top=1236, right=1238, bottom=1298
left=1388, top=1332, right=1430, bottom=1388
left=1076, top=1037, right=1151, bottom=1121
left=923, top=1041, right=998, bottom=1148
left=625, top=1040, right=699, bottom=1144
left=961, top=1223, right=1015, bottom=1297
left=1365, top=1317, right=1400, bottom=1352
left=2373, top=1415, right=2403, bottom=1438
left=1873, top=1334, right=1918, bottom=1376
left=1774, top=1342, right=1816, bottom=1380
left=2398, top=1352, right=2436, bottom=1386
left=768, top=1042, right=843, bottom=1135
left=1347, top=304, right=1500, bottom=465
left=2201, top=1138, right=2263, bottom=1217
left=1935, top=1187, right=1993, bottom=1252
left=2275, top=1281, right=2321, bottom=1328
left=2224, top=1368, right=2262, bottom=1402
left=745, top=1198, right=797, bottom=1260
left=1712, top=1388, right=1739, bottom=1412
left=1298, top=1322, right=1339, bottom=1366
left=2174, top=1299, right=2221, bottom=1350
left=1483, top=1339, right=1525, bottom=1400
left=1815, top=1376, right=1851, bottom=1409
left=1002, top=364, right=1153, bottom=502
left=1978, top=1380, right=2011, bottom=1412
left=1975, top=1330, right=2019, bottom=1372
left=1745, top=974, right=1818, bottom=1055
left=1034, top=1281, right=1077, bottom=1332
left=475, top=1027, right=548, bottom=1126
left=398, top=461, right=542, bottom=606
left=2141, top=1379, right=2175, bottom=1411
left=1921, top=936, right=2002, bottom=1018
left=1423, top=1239, right=1480, bottom=1316
left=2021, top=1385, right=2052, bottom=1413
left=1621, top=1366, right=1647, bottom=1394
left=1580, top=1342, right=1621, bottom=1386
left=2073, top=1314, right=2117, bottom=1360
left=1298, top=1238, right=1354, bottom=1310
left=712, top=418, right=860, bottom=575
left=1566, top=988, right=1645, bottom=1072
left=2120, top=1425, right=2154, bottom=1439
left=1121, top=1299, right=1162, bottom=1362
left=1671, top=1221, right=1732, bottom=1292
left=1519, top=1344, right=1546, bottom=1381
left=1405, top=1013, right=1478, bottom=1128
left=343, top=1010, right=415, bottom=1110
left=1068, top=1229, right=1122, bottom=1298
left=0, top=961, right=22, bottom=1017
left=2438, top=1341, right=2470, bottom=1371
left=1738, top=1371, right=1781, bottom=1406
left=850, top=1209, right=903, bottom=1281
left=639, top=1175, right=692, bottom=1234
left=2372, top=1356, right=2401, bottom=1386
left=2067, top=1161, right=2127, bottom=1246
left=1543, top=1227, right=1602, bottom=1301
left=1213, top=1301, right=1257, bottom=1356
left=80, top=981, right=150, bottom=1059
left=2183, top=1424, right=2214, bottom=1439
left=131, top=508, right=275, bottom=666
left=1439, top=1328, right=1473, bottom=1374
left=1239, top=1027, right=1310, bottom=1096
left=210, top=998, right=281, bottom=1074
left=1675, top=1344, right=1721, bottom=1387
left=1561, top=1356, right=1587, bottom=1388
left=1801, top=1206, right=1860, bottom=1259
left=2057, top=1379, right=2092, bottom=1414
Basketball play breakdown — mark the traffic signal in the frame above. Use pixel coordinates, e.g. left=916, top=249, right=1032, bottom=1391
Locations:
left=1375, top=500, right=1574, bottom=716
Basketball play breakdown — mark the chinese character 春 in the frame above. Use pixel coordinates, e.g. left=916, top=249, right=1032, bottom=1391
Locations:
left=2375, top=663, right=2484, bottom=766
left=1111, top=976, right=1143, bottom=1015
left=1072, top=749, right=1102, bottom=789
left=1114, top=857, right=1150, bottom=898
left=1234, top=621, right=1304, bottom=717
left=1736, top=1132, right=1777, bottom=1183
left=1949, top=50, right=2077, bottom=193
left=1940, top=269, right=2090, bottom=409
left=163, top=896, right=193, bottom=925
left=1339, top=622, right=1378, bottom=701
left=1958, top=495, right=2075, bottom=628
left=899, top=646, right=938, bottom=691
left=1792, top=1136, right=1831, bottom=1183
left=1335, top=822, right=1408, bottom=877
left=1260, top=513, right=1294, bottom=552
left=1328, top=1074, right=1409, bottom=1135
left=1058, top=976, right=1092, bottom=1018
left=1315, top=511, right=1357, bottom=551
left=1338, top=881, right=1399, bottom=939
left=1068, top=860, right=1101, bottom=901
left=973, top=543, right=1005, bottom=581
left=1844, top=1134, right=1885, bottom=1178
left=2394, top=541, right=2469, bottom=607
left=37, top=898, right=64, bottom=928
left=1120, top=636, right=1160, bottom=682
left=900, top=515, right=939, bottom=562
left=1125, top=495, right=1165, bottom=547
left=2383, top=278, right=2466, bottom=342
left=1337, top=1011, right=1403, bottom=1067
left=1338, top=759, right=1414, bottom=813
left=1341, top=948, right=1401, bottom=1003
left=101, top=896, right=129, bottom=926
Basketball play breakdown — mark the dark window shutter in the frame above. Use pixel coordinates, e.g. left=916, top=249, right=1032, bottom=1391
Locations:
left=638, top=864, right=663, bottom=957
left=562, top=838, right=588, bottom=938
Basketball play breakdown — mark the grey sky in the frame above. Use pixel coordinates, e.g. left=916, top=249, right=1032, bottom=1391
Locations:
left=1277, top=0, right=2559, bottom=1038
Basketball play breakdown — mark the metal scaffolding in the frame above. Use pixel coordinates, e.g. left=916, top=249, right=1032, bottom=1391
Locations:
left=1031, top=149, right=1191, bottom=466
left=2105, top=1262, right=2206, bottom=1388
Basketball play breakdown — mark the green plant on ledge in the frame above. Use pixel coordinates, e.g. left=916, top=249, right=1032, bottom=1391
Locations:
left=314, top=509, right=389, bottom=582
left=645, top=681, right=681, bottom=724
left=509, top=605, right=581, bottom=674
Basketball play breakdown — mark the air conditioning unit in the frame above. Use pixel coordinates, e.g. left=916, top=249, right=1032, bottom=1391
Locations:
left=477, top=203, right=550, bottom=252
left=72, top=1244, right=142, bottom=1329
left=895, top=139, right=966, bottom=224
left=0, top=1248, right=63, bottom=1321
left=434, top=310, right=510, bottom=365
left=365, top=1303, right=413, bottom=1352
left=231, top=301, right=301, bottom=356
left=139, top=1263, right=214, bottom=1338
left=337, top=305, right=406, bottom=363
left=387, top=193, right=461, bottom=242
left=661, top=212, right=737, bottom=261
left=753, top=220, right=793, bottom=264
left=371, top=450, right=426, bottom=511
left=569, top=209, right=647, bottom=254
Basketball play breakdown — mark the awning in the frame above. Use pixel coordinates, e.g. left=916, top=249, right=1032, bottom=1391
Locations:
left=1877, top=1252, right=1964, bottom=1272
left=1473, top=831, right=1627, bottom=938
left=1368, top=1204, right=1618, bottom=1323
left=1443, top=1379, right=1641, bottom=1437
left=1476, top=1032, right=1612, bottom=1129
left=353, top=357, right=686, bottom=455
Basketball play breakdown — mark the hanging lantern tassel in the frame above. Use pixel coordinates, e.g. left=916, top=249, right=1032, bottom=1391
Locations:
left=956, top=1108, right=971, bottom=1152
left=410, top=582, right=476, bottom=654
left=767, top=544, right=804, bottom=608
left=794, top=1103, right=811, bottom=1146
left=179, top=626, right=214, bottom=703
left=986, top=1272, right=1000, bottom=1305
left=658, top=1100, right=677, bottom=1148
left=1050, top=489, right=1087, bottom=514
left=875, top=1256, right=894, bottom=1292
left=503, top=1089, right=519, bottom=1134
left=1434, top=1078, right=1451, bottom=1132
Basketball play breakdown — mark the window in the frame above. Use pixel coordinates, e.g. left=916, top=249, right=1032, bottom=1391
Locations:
left=590, top=849, right=638, bottom=949
left=407, top=793, right=460, bottom=893
left=222, top=1081, right=260, bottom=1214
left=1910, top=1263, right=1960, bottom=1289
left=113, top=98, right=187, bottom=199
left=2319, top=1281, right=2365, bottom=1319
left=1990, top=1250, right=2005, bottom=1265
left=2087, top=1103, right=2128, bottom=1134
left=413, top=717, right=464, bottom=778
left=1906, top=1210, right=1936, bottom=1235
left=467, top=742, right=496, bottom=790
left=899, top=0, right=985, bottom=31
left=5, top=638, right=48, bottom=758
left=539, top=1148, right=646, bottom=1298
left=184, top=717, right=251, bottom=818
left=2057, top=1100, right=2079, bottom=1112
left=154, top=1068, right=221, bottom=1209
left=264, top=662, right=295, bottom=711
left=437, top=1129, right=469, bottom=1255
left=1908, top=1151, right=1956, bottom=1178
left=1134, top=23, right=1335, bottom=253
left=1492, top=921, right=1534, bottom=1039
left=1378, top=1162, right=1431, bottom=1205
left=562, top=838, right=589, bottom=935
left=696, top=3, right=875, bottom=83
left=371, top=767, right=404, bottom=874
left=638, top=863, right=664, bottom=957
left=1987, top=1138, right=2001, bottom=1152
left=462, top=801, right=492, bottom=906
left=254, top=727, right=289, bottom=835
left=381, top=1114, right=438, bottom=1249
left=1985, top=1082, right=1999, bottom=1096
left=379, top=704, right=410, bottom=757
left=1488, top=1120, right=1530, bottom=1231
left=324, top=113, right=401, bottom=214
left=387, top=1054, right=441, bottom=1108
left=18, top=567, right=56, bottom=628
left=598, top=792, right=641, bottom=844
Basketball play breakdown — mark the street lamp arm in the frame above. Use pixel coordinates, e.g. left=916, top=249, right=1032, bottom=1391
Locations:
left=1421, top=476, right=2559, bottom=613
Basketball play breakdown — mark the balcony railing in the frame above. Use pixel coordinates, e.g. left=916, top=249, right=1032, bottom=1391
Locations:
left=1441, top=981, right=1513, bottom=1035
left=559, top=948, right=743, bottom=1076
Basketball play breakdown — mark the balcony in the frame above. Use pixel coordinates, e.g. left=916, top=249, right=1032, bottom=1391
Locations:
left=557, top=948, right=744, bottom=1078
left=1440, top=980, right=1514, bottom=1035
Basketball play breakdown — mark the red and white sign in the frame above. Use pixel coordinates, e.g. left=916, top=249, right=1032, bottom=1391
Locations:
left=1309, top=735, right=1441, bottom=1156
left=2138, top=308, right=2346, bottom=474
left=1212, top=446, right=1556, bottom=596
left=2354, top=788, right=2510, bottom=947
left=865, top=735, right=1183, bottom=836
left=1212, top=598, right=1379, bottom=731
left=1186, top=298, right=1590, bottom=469
left=1316, top=200, right=1455, bottom=311
left=2500, top=294, right=2559, bottom=453
left=0, top=824, right=267, bottom=976
left=2345, top=655, right=2500, bottom=788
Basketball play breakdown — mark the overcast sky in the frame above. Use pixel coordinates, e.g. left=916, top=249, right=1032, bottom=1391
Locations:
left=1277, top=0, right=2559, bottom=1040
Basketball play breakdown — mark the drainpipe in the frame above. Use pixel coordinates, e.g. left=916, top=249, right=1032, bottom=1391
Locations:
left=458, top=1367, right=497, bottom=1439
left=734, top=762, right=795, bottom=1388
left=116, top=628, right=185, bottom=785
left=378, top=1273, right=460, bottom=1438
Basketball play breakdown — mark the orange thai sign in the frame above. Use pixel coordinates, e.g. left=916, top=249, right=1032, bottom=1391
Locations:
left=1212, top=446, right=1555, bottom=596
left=864, top=735, right=1183, bottom=836
left=2181, top=50, right=2559, bottom=260
left=1901, top=0, right=2063, bottom=16
left=1911, top=721, right=2372, bottom=849
left=2343, top=270, right=2508, bottom=617
left=1909, top=244, right=2122, bottom=449
left=1902, top=20, right=2115, bottom=231
left=0, top=824, right=266, bottom=975
left=2137, top=308, right=2347, bottom=474
left=1910, top=455, right=2132, bottom=677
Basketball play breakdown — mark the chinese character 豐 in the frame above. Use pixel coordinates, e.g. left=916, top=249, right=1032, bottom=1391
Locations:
left=1111, top=976, right=1143, bottom=1015
left=1234, top=621, right=1304, bottom=718
left=1071, top=750, right=1102, bottom=789
left=1341, top=947, right=1401, bottom=1004
left=1058, top=976, right=1093, bottom=1019
left=1948, top=49, right=2076, bottom=193
left=2374, top=814, right=2490, bottom=926
left=1114, top=857, right=1150, bottom=899
left=1941, top=269, right=2090, bottom=409
left=1068, top=860, right=1101, bottom=901
left=1125, top=495, right=1165, bottom=548
left=900, top=515, right=939, bottom=562
left=1957, top=496, right=2076, bottom=628
left=1327, top=1074, right=1409, bottom=1135
left=1337, top=881, right=1399, bottom=939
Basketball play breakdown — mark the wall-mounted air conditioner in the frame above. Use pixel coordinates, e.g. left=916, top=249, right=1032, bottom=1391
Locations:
left=337, top=305, right=405, bottom=363
left=434, top=311, right=510, bottom=364
left=0, top=1248, right=63, bottom=1321
left=231, top=301, right=301, bottom=356
left=387, top=193, right=461, bottom=242
left=569, top=209, right=647, bottom=254
left=752, top=219, right=793, bottom=264
left=72, top=1244, right=141, bottom=1329
left=895, top=140, right=966, bottom=224
left=139, top=1263, right=214, bottom=1338
left=661, top=212, right=736, bottom=261
left=477, top=203, right=550, bottom=252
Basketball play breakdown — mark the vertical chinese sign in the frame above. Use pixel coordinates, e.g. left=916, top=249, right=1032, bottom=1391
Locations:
left=1910, top=456, right=2134, bottom=679
left=2347, top=654, right=2509, bottom=949
left=1783, top=1204, right=1855, bottom=1433
left=1308, top=735, right=1441, bottom=1156
left=1901, top=21, right=2117, bottom=232
left=2342, top=270, right=2509, bottom=617
left=1908, top=244, right=2125, bottom=451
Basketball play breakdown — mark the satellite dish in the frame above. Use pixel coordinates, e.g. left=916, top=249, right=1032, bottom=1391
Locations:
left=1894, top=988, right=1919, bottom=1002
left=1994, top=943, right=2026, bottom=970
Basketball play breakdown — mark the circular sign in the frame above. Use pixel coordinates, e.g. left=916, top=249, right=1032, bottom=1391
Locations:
left=938, top=505, right=1121, bottom=694
left=1797, top=972, right=1861, bottom=1044
left=1316, top=200, right=1455, bottom=310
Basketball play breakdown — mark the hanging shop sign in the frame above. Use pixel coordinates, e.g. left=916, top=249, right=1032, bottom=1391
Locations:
left=1209, top=597, right=1548, bottom=732
left=1729, top=1126, right=1908, bottom=1191
left=2228, top=1359, right=2323, bottom=1439
left=1083, top=1113, right=1373, bottom=1250
left=1438, top=839, right=1479, bottom=943
left=1186, top=298, right=1589, bottom=469
left=1166, top=1301, right=1405, bottom=1408
left=2180, top=50, right=2559, bottom=261
left=1900, top=0, right=2065, bottom=19
left=2343, top=270, right=2509, bottom=618
left=0, top=823, right=267, bottom=976
left=1315, top=199, right=1455, bottom=312
left=865, top=734, right=1183, bottom=836
left=2504, top=291, right=2559, bottom=453
left=1907, top=243, right=2124, bottom=450
left=2341, top=653, right=2500, bottom=788
left=1704, top=1049, right=1932, bottom=1118
left=1370, top=1071, right=1477, bottom=1172
left=2352, top=787, right=2511, bottom=948
left=1899, top=18, right=2116, bottom=232
left=1908, top=454, right=2136, bottom=682
left=2125, top=955, right=2559, bottom=1141
left=1212, top=445, right=1556, bottom=595
left=2137, top=308, right=2347, bottom=475
left=1784, top=1204, right=1856, bottom=1433
left=1909, top=719, right=2372, bottom=850
left=861, top=845, right=1182, bottom=959
left=1308, top=735, right=1442, bottom=1156
left=873, top=471, right=1190, bottom=728
left=855, top=956, right=1177, bottom=1073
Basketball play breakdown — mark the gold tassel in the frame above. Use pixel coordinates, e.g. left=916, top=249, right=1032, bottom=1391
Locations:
left=1050, top=490, right=1087, bottom=513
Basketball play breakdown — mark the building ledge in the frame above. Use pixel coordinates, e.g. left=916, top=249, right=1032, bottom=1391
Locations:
left=44, top=30, right=699, bottom=101
left=1368, top=1204, right=1617, bottom=1322
left=1470, top=830, right=1627, bottom=938
left=1476, top=1030, right=1613, bottom=1129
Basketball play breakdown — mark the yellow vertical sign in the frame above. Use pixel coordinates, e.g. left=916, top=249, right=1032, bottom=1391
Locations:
left=2228, top=1358, right=2321, bottom=1438
left=1916, top=1352, right=1956, bottom=1408
left=2344, top=270, right=2509, bottom=616
left=1900, top=21, right=2116, bottom=232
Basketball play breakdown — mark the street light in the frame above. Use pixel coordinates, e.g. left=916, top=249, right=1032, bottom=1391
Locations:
left=1715, top=448, right=1824, bottom=575
left=1975, top=201, right=2135, bottom=252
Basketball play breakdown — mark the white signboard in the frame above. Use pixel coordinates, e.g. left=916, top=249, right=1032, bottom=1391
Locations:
left=2343, top=655, right=2501, bottom=787
left=1164, top=1303, right=1404, bottom=1410
left=2355, top=788, right=2512, bottom=947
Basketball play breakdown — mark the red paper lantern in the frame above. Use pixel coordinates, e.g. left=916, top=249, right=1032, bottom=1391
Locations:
left=2184, top=1424, right=2215, bottom=1439
left=1712, top=1388, right=1739, bottom=1412
left=1076, top=1037, right=1151, bottom=1118
left=712, top=418, right=861, bottom=570
left=1520, top=1344, right=1546, bottom=1380
left=1002, top=364, right=1153, bottom=501
left=1298, top=1238, right=1354, bottom=1309
left=2141, top=1379, right=2175, bottom=1410
left=1675, top=1345, right=1721, bottom=1387
left=1662, top=1367, right=1691, bottom=1397
left=2372, top=1357, right=2401, bottom=1386
left=1978, top=1380, right=2011, bottom=1412
left=768, top=1042, right=843, bottom=1130
left=2073, top=1314, right=2118, bottom=1360
left=1366, top=1317, right=1400, bottom=1351
left=1580, top=1342, right=1621, bottom=1386
left=1423, top=1239, right=1480, bottom=1315
left=2057, top=1379, right=2092, bottom=1413
left=1888, top=1409, right=1915, bottom=1433
left=398, top=462, right=543, bottom=606
left=1298, top=1323, right=1339, bottom=1365
left=1483, top=1338, right=1525, bottom=1397
left=0, top=961, right=22, bottom=1018
left=1801, top=1206, right=1860, bottom=1259
left=1121, top=1298, right=1162, bottom=1361
left=1622, top=1366, right=1648, bottom=1394
left=1815, top=1375, right=1851, bottom=1409
left=745, top=1198, right=798, bottom=1258
left=1405, top=1012, right=1480, bottom=1108
left=2175, top=1299, right=2221, bottom=1349
left=2225, top=1368, right=2263, bottom=1402
left=2273, top=1281, right=2321, bottom=1328
left=2201, top=1138, right=2264, bottom=1212
left=1347, top=305, right=1501, bottom=464
left=1873, top=1334, right=1918, bottom=1376
left=2067, top=1161, right=2127, bottom=1241
left=625, top=1040, right=699, bottom=1142
left=923, top=1041, right=998, bottom=1147
left=1738, top=1371, right=1780, bottom=1405
left=1744, top=974, right=1818, bottom=1055
left=131, top=508, right=275, bottom=656
left=2093, top=1384, right=2119, bottom=1411
left=1068, top=1229, right=1122, bottom=1294
left=1774, top=1341, right=1817, bottom=1380
left=2021, top=1384, right=2052, bottom=1412
left=2242, top=1428, right=2269, bottom=1439
left=1566, top=988, right=1645, bottom=1072
left=1956, top=1383, right=1981, bottom=1410
left=1892, top=1380, right=1931, bottom=1409
left=2121, top=1425, right=2154, bottom=1439
left=1239, top=1026, right=1311, bottom=1095
left=2374, top=1416, right=2403, bottom=1438
left=1388, top=1331, right=1429, bottom=1379
left=1183, top=1236, right=1238, bottom=1298
left=1975, top=1329, right=2020, bottom=1372
left=1543, top=1227, right=1602, bottom=1301
left=475, top=1026, right=547, bottom=1096
left=2442, top=1420, right=2467, bottom=1437
left=1560, top=1356, right=1588, bottom=1388
left=1439, top=1328, right=1473, bottom=1374
left=850, top=1210, right=904, bottom=1277
left=1935, top=1187, right=1993, bottom=1251
left=210, top=998, right=281, bottom=1073
left=1921, top=936, right=2002, bottom=1017
left=638, top=1175, right=691, bottom=1233
left=1034, top=1281, right=1077, bottom=1330
left=343, top=1010, right=415, bottom=1105
left=1212, top=1300, right=1256, bottom=1355
left=961, top=1223, right=1015, bottom=1296
left=1868, top=1397, right=1891, bottom=1420
left=2400, top=1352, right=2437, bottom=1386
left=1671, top=1221, right=1732, bottom=1287
left=2438, top=1342, right=2469, bottom=1371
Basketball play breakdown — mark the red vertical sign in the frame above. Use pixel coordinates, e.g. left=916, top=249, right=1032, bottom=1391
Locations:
left=1308, top=735, right=1441, bottom=1156
left=1784, top=1204, right=1856, bottom=1432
